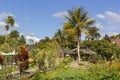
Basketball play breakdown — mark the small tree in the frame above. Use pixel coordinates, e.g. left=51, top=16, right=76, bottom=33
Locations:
left=18, top=46, right=29, bottom=75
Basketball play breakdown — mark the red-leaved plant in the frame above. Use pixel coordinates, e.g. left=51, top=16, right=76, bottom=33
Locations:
left=18, top=46, right=29, bottom=75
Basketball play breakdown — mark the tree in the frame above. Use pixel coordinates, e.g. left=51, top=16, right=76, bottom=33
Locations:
left=5, top=16, right=15, bottom=31
left=85, top=27, right=101, bottom=40
left=64, top=7, right=95, bottom=62
left=3, top=15, right=15, bottom=80
left=0, top=36, right=5, bottom=45
left=54, top=29, right=66, bottom=47
left=82, top=40, right=120, bottom=60
left=19, top=35, right=26, bottom=46
left=18, top=46, right=29, bottom=75
left=36, top=38, right=60, bottom=69
left=9, top=30, right=19, bottom=39
left=110, top=34, right=120, bottom=39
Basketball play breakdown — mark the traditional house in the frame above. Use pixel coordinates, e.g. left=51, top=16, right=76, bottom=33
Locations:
left=110, top=37, right=120, bottom=48
left=60, top=47, right=95, bottom=61
left=104, top=34, right=120, bottom=48
left=0, top=51, right=18, bottom=70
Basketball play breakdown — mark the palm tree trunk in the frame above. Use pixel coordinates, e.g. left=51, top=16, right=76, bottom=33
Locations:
left=77, top=33, right=81, bottom=62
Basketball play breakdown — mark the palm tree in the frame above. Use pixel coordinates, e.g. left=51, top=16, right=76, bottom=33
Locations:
left=64, top=7, right=95, bottom=62
left=85, top=27, right=101, bottom=40
left=5, top=16, right=15, bottom=31
left=4, top=15, right=15, bottom=79
left=54, top=29, right=65, bottom=47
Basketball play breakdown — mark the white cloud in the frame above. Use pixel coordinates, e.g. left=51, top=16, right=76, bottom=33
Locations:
left=0, top=22, right=6, bottom=27
left=0, top=21, right=19, bottom=27
left=0, top=12, right=15, bottom=20
left=25, top=35, right=40, bottom=43
left=14, top=23, right=19, bottom=27
left=20, top=32, right=24, bottom=36
left=96, top=11, right=120, bottom=27
left=53, top=11, right=68, bottom=18
left=27, top=32, right=35, bottom=36
left=95, top=11, right=120, bottom=38
left=95, top=14, right=106, bottom=19
left=94, top=23, right=104, bottom=30
left=101, top=32, right=119, bottom=38
left=105, top=11, right=120, bottom=24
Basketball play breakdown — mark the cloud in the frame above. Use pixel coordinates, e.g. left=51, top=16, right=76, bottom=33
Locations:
left=14, top=23, right=19, bottom=27
left=25, top=35, right=40, bottom=44
left=53, top=11, right=68, bottom=18
left=0, top=21, right=19, bottom=27
left=105, top=11, right=120, bottom=24
left=95, top=11, right=120, bottom=38
left=94, top=23, right=104, bottom=30
left=0, top=12, right=15, bottom=20
left=95, top=14, right=106, bottom=19
left=0, top=22, right=6, bottom=27
left=101, top=32, right=119, bottom=38
left=95, top=11, right=120, bottom=27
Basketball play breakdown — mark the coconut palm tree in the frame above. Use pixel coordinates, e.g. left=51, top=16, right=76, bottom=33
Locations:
left=3, top=15, right=15, bottom=79
left=5, top=16, right=15, bottom=31
left=85, top=27, right=101, bottom=40
left=64, top=7, right=95, bottom=62
left=54, top=29, right=66, bottom=47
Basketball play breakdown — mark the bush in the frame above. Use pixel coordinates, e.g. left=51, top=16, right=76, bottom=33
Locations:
left=30, top=61, right=120, bottom=80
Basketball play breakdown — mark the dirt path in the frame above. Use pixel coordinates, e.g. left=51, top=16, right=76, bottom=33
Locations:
left=12, top=68, right=38, bottom=79
left=69, top=61, right=89, bottom=69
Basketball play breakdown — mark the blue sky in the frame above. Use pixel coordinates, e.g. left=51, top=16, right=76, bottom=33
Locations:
left=0, top=0, right=120, bottom=42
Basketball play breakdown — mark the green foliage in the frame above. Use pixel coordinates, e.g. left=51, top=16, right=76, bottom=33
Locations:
left=110, top=34, right=120, bottom=39
left=35, top=38, right=60, bottom=71
left=81, top=40, right=120, bottom=60
left=85, top=27, right=101, bottom=40
left=0, top=42, right=11, bottom=52
left=31, top=61, right=120, bottom=80
left=0, top=36, right=5, bottom=45
left=6, top=16, right=15, bottom=27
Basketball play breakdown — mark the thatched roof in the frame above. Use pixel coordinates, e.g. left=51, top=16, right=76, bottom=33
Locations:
left=110, top=37, right=120, bottom=48
left=71, top=47, right=95, bottom=55
left=0, top=51, right=18, bottom=55
left=61, top=47, right=95, bottom=55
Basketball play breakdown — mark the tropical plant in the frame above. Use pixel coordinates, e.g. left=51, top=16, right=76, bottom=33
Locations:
left=81, top=40, right=120, bottom=60
left=64, top=7, right=95, bottom=62
left=17, top=46, right=29, bottom=75
left=2, top=15, right=15, bottom=80
left=110, top=34, right=120, bottom=39
left=5, top=16, right=15, bottom=31
left=85, top=27, right=101, bottom=40
left=54, top=29, right=65, bottom=47
left=0, top=55, right=3, bottom=65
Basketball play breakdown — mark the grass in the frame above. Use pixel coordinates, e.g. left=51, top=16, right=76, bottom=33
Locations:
left=29, top=60, right=120, bottom=80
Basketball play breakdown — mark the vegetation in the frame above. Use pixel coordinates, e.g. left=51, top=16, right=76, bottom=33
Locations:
left=0, top=6, right=120, bottom=80
left=81, top=40, right=120, bottom=60
left=63, top=7, right=95, bottom=62
left=30, top=61, right=120, bottom=80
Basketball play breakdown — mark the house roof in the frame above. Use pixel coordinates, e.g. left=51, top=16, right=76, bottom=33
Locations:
left=0, top=51, right=18, bottom=55
left=110, top=37, right=120, bottom=48
left=61, top=47, right=95, bottom=55
left=71, top=47, right=95, bottom=55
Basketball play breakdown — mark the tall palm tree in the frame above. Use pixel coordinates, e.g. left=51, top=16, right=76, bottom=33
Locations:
left=4, top=15, right=15, bottom=79
left=64, top=7, right=95, bottom=62
left=85, top=27, right=101, bottom=40
left=5, top=16, right=15, bottom=31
